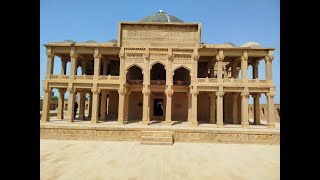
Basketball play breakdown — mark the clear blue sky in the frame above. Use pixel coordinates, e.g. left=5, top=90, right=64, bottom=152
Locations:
left=40, top=0, right=280, bottom=103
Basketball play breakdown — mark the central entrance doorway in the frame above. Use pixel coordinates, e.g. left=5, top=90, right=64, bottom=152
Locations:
left=153, top=99, right=164, bottom=116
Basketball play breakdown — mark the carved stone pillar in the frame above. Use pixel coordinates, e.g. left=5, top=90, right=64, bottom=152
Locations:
left=209, top=92, right=216, bottom=124
left=166, top=49, right=173, bottom=86
left=117, top=88, right=126, bottom=125
left=119, top=48, right=126, bottom=83
left=241, top=51, right=248, bottom=82
left=79, top=90, right=86, bottom=120
left=61, top=58, right=67, bottom=75
left=94, top=48, right=101, bottom=80
left=57, top=88, right=66, bottom=120
left=142, top=88, right=150, bottom=125
left=216, top=50, right=224, bottom=82
left=191, top=49, right=199, bottom=85
left=69, top=47, right=78, bottom=80
left=123, top=91, right=130, bottom=124
left=88, top=92, right=93, bottom=119
left=232, top=92, right=238, bottom=124
left=165, top=88, right=174, bottom=126
left=81, top=60, right=87, bottom=75
left=100, top=91, right=107, bottom=122
left=253, top=93, right=261, bottom=125
left=266, top=89, right=276, bottom=128
left=265, top=51, right=274, bottom=82
left=241, top=89, right=249, bottom=128
left=253, top=60, right=259, bottom=79
left=216, top=88, right=224, bottom=128
left=210, top=58, right=215, bottom=78
left=189, top=88, right=198, bottom=127
left=90, top=85, right=100, bottom=124
left=41, top=85, right=52, bottom=122
left=45, top=48, right=54, bottom=79
left=66, top=86, right=76, bottom=123
left=231, top=61, right=238, bottom=79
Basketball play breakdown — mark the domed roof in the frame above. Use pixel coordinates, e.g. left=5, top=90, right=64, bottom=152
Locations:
left=224, top=42, right=236, bottom=47
left=84, top=40, right=97, bottom=43
left=241, top=42, right=262, bottom=48
left=106, top=39, right=117, bottom=43
left=62, top=40, right=76, bottom=43
left=139, top=10, right=184, bottom=23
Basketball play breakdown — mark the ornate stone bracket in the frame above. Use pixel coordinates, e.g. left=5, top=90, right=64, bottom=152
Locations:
left=119, top=47, right=125, bottom=59
left=241, top=50, right=248, bottom=61
left=70, top=47, right=78, bottom=59
left=46, top=47, right=54, bottom=58
left=216, top=91, right=224, bottom=97
left=215, top=50, right=225, bottom=62
left=165, top=88, right=174, bottom=96
left=94, top=48, right=101, bottom=59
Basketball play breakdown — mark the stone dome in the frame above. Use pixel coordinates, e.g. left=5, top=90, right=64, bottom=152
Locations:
left=139, top=10, right=184, bottom=23
left=84, top=40, right=97, bottom=43
left=224, top=42, right=236, bottom=47
left=241, top=42, right=262, bottom=48
left=106, top=39, right=117, bottom=43
left=62, top=40, right=76, bottom=43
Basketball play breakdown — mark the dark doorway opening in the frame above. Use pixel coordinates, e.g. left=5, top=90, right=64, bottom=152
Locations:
left=153, top=99, right=164, bottom=116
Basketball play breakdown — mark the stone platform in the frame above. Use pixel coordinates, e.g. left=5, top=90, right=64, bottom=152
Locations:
left=40, top=119, right=280, bottom=144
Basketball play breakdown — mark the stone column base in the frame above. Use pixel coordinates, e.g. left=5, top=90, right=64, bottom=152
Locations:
left=118, top=118, right=124, bottom=125
left=165, top=120, right=172, bottom=126
left=66, top=118, right=74, bottom=123
left=241, top=123, right=249, bottom=128
left=142, top=120, right=149, bottom=125
left=267, top=123, right=275, bottom=128
left=217, top=122, right=224, bottom=128
left=91, top=118, right=98, bottom=124
left=189, top=121, right=198, bottom=127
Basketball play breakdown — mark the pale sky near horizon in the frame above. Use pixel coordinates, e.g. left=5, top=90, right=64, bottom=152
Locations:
left=40, top=0, right=280, bottom=103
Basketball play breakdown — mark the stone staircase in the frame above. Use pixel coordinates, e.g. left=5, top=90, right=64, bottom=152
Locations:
left=140, top=131, right=173, bottom=145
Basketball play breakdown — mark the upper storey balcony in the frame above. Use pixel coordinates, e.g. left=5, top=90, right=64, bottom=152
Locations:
left=44, top=42, right=121, bottom=85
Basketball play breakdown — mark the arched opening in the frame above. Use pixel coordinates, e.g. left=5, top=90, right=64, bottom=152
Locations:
left=173, top=67, right=190, bottom=86
left=126, top=65, right=143, bottom=84
left=151, top=63, right=166, bottom=85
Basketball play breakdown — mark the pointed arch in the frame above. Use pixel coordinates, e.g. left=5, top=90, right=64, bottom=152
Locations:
left=126, top=64, right=144, bottom=72
left=150, top=61, right=166, bottom=69
left=173, top=65, right=191, bottom=73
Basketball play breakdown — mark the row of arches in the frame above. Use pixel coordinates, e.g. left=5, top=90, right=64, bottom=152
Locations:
left=126, top=63, right=191, bottom=85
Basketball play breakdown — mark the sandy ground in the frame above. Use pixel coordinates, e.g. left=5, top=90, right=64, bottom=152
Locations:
left=40, top=139, right=280, bottom=180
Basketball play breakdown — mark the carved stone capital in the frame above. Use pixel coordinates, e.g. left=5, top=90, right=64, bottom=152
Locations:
left=94, top=48, right=101, bottom=59
left=46, top=48, right=54, bottom=59
left=216, top=91, right=224, bottom=97
left=241, top=51, right=248, bottom=61
left=165, top=89, right=174, bottom=96
left=216, top=54, right=224, bottom=62
left=43, top=86, right=52, bottom=93
left=67, top=87, right=76, bottom=94
left=70, top=48, right=78, bottom=59
left=241, top=91, right=249, bottom=98
left=58, top=88, right=67, bottom=94
left=190, top=89, right=199, bottom=96
left=119, top=48, right=125, bottom=59
left=142, top=88, right=150, bottom=95
left=91, top=88, right=101, bottom=95
left=265, top=55, right=274, bottom=62
left=267, top=92, right=275, bottom=98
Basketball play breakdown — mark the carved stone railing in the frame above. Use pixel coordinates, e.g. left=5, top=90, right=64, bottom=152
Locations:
left=151, top=80, right=166, bottom=85
left=50, top=75, right=59, bottom=79
left=99, top=75, right=119, bottom=81
left=50, top=75, right=69, bottom=79
left=127, top=80, right=143, bottom=85
left=173, top=80, right=189, bottom=86
left=248, top=79, right=267, bottom=84
left=198, top=77, right=217, bottom=83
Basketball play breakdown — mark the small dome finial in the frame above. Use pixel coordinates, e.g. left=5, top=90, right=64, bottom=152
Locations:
left=159, top=10, right=164, bottom=13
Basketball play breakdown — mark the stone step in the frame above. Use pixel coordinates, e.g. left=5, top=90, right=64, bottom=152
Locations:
left=140, top=140, right=173, bottom=145
left=141, top=131, right=172, bottom=137
left=141, top=136, right=173, bottom=142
